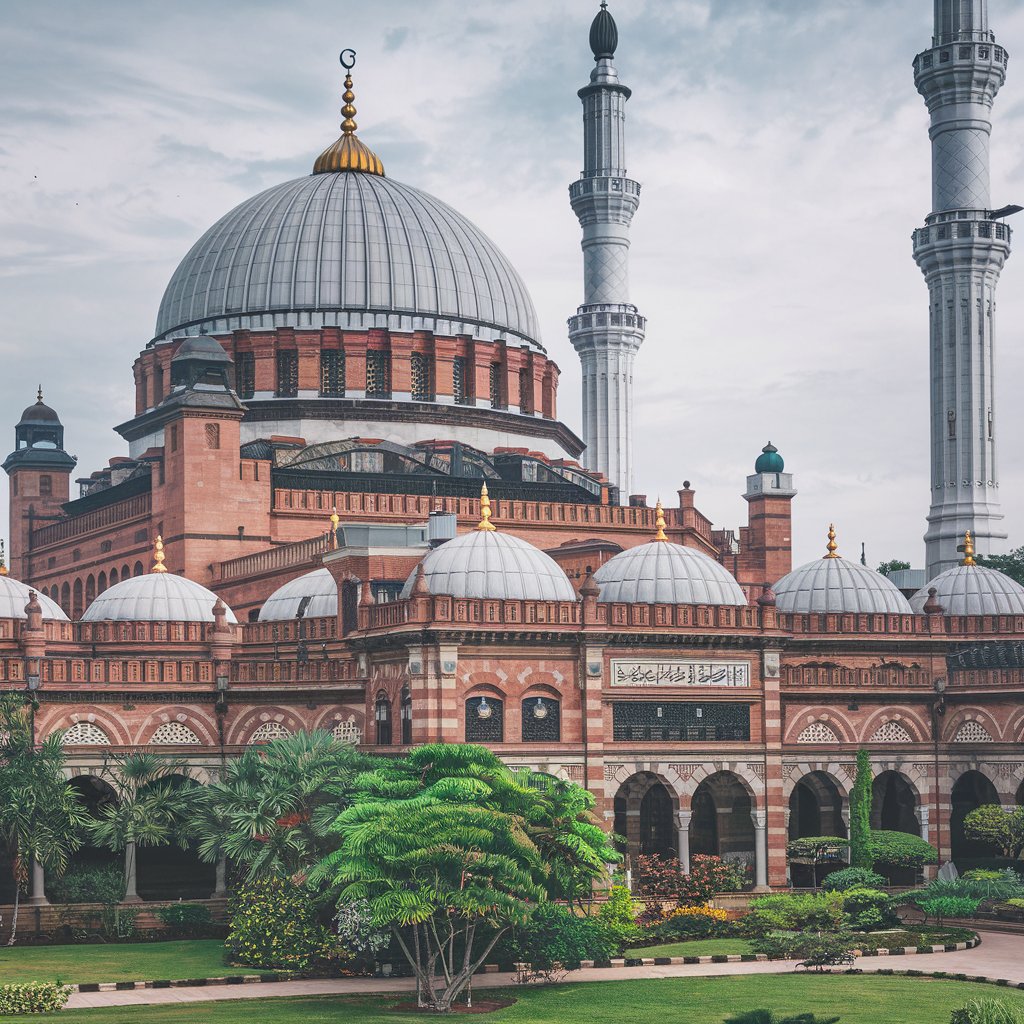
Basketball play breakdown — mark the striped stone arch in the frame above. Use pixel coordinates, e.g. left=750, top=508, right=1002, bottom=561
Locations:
left=672, top=760, right=765, bottom=805
left=44, top=708, right=131, bottom=747
left=225, top=707, right=304, bottom=746
left=868, top=758, right=930, bottom=804
left=1006, top=708, right=1024, bottom=744
left=944, top=707, right=1001, bottom=744
left=860, top=708, right=929, bottom=745
left=785, top=707, right=856, bottom=745
left=602, top=761, right=684, bottom=805
left=781, top=761, right=853, bottom=800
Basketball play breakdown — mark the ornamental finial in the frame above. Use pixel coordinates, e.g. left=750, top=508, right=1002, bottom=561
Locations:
left=961, top=530, right=976, bottom=566
left=824, top=523, right=839, bottom=559
left=476, top=482, right=497, bottom=532
left=0, top=539, right=7, bottom=577
left=654, top=499, right=668, bottom=542
left=152, top=535, right=168, bottom=573
left=36, top=384, right=44, bottom=404
left=313, top=49, right=385, bottom=176
left=330, top=507, right=340, bottom=550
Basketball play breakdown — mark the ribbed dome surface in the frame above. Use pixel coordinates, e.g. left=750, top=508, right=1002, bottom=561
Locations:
left=400, top=531, right=576, bottom=602
left=0, top=576, right=68, bottom=621
left=258, top=568, right=338, bottom=621
left=774, top=558, right=912, bottom=615
left=910, top=565, right=1024, bottom=616
left=81, top=573, right=237, bottom=623
left=155, top=172, right=541, bottom=347
left=593, top=541, right=747, bottom=606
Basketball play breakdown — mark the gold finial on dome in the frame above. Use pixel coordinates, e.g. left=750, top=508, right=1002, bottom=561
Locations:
left=824, top=523, right=839, bottom=559
left=0, top=539, right=7, bottom=577
left=476, top=482, right=497, bottom=532
left=654, top=499, right=668, bottom=542
left=313, top=49, right=385, bottom=176
left=330, top=507, right=340, bottom=551
left=961, top=530, right=976, bottom=566
left=152, top=535, right=168, bottom=574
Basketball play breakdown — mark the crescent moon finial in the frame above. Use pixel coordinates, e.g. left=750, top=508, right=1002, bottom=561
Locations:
left=339, top=48, right=356, bottom=70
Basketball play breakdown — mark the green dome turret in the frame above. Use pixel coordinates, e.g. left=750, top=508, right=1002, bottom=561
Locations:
left=754, top=442, right=784, bottom=474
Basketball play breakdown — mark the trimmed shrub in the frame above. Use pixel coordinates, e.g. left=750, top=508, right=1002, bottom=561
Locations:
left=915, top=896, right=981, bottom=924
left=743, top=892, right=845, bottom=937
left=867, top=830, right=938, bottom=869
left=821, top=867, right=885, bottom=893
left=0, top=983, right=73, bottom=1015
left=750, top=929, right=855, bottom=964
left=963, top=869, right=1006, bottom=882
left=155, top=903, right=214, bottom=938
left=226, top=877, right=338, bottom=972
left=48, top=864, right=124, bottom=905
left=950, top=997, right=1024, bottom=1024
left=497, top=903, right=616, bottom=980
left=648, top=905, right=732, bottom=941
left=597, top=885, right=642, bottom=949
left=840, top=887, right=898, bottom=931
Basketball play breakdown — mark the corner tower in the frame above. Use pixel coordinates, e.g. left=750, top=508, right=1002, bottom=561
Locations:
left=913, top=0, right=1014, bottom=576
left=569, top=2, right=646, bottom=500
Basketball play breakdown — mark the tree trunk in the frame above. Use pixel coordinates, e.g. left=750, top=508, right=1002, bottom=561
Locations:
left=7, top=867, right=21, bottom=946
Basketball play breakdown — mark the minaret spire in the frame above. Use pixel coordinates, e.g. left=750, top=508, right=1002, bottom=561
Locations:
left=913, top=0, right=1012, bottom=576
left=568, top=2, right=646, bottom=500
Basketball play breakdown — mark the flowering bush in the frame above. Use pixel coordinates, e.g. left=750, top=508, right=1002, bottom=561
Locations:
left=0, top=983, right=73, bottom=1015
left=647, top=903, right=733, bottom=941
left=335, top=898, right=389, bottom=963
left=226, top=876, right=339, bottom=972
left=666, top=904, right=729, bottom=922
left=634, top=854, right=743, bottom=903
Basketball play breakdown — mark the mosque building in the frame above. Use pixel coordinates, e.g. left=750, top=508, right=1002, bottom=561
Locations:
left=1, top=1, right=1023, bottom=904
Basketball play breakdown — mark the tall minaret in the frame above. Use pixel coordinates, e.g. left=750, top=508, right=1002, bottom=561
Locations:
left=913, top=0, right=1014, bottom=577
left=568, top=2, right=645, bottom=500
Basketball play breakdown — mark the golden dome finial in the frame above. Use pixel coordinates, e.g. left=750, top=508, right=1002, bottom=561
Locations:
left=330, top=507, right=340, bottom=550
left=824, top=523, right=840, bottom=559
left=0, top=539, right=7, bottom=577
left=152, top=535, right=168, bottom=574
left=313, top=49, right=385, bottom=176
left=654, top=499, right=668, bottom=542
left=961, top=529, right=976, bottom=566
left=476, top=482, right=497, bottom=532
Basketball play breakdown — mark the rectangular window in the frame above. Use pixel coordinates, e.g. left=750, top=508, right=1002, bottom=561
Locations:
left=276, top=351, right=298, bottom=397
left=489, top=363, right=503, bottom=409
left=366, top=351, right=391, bottom=398
left=518, top=368, right=532, bottom=414
left=205, top=423, right=221, bottom=450
left=320, top=350, right=345, bottom=396
left=611, top=701, right=751, bottom=742
left=39, top=475, right=52, bottom=497
left=235, top=352, right=255, bottom=399
left=169, top=424, right=178, bottom=452
left=411, top=352, right=433, bottom=402
left=466, top=697, right=503, bottom=743
left=452, top=356, right=469, bottom=404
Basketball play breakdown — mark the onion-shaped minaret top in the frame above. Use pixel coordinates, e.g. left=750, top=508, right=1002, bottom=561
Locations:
left=589, top=1, right=618, bottom=60
left=313, top=49, right=385, bottom=176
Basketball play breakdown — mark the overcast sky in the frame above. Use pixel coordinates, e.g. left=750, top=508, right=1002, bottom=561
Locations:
left=2, top=0, right=1024, bottom=569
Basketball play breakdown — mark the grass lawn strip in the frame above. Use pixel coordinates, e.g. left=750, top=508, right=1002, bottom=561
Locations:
left=0, top=940, right=276, bottom=986
left=30, top=975, right=1024, bottom=1023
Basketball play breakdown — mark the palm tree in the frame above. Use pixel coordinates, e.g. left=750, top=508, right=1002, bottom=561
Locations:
left=85, top=752, right=191, bottom=902
left=0, top=694, right=87, bottom=944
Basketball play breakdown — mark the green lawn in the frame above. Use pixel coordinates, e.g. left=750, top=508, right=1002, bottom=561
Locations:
left=0, top=940, right=276, bottom=985
left=36, top=976, right=1024, bottom=1024
left=627, top=937, right=754, bottom=957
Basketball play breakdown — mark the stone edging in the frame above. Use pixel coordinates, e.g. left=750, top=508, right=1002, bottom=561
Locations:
left=67, top=939, right=979, bottom=993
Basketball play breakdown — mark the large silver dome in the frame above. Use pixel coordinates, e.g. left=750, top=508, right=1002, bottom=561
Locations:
left=910, top=564, right=1024, bottom=616
left=155, top=172, right=541, bottom=348
left=773, top=557, right=912, bottom=615
left=81, top=573, right=238, bottom=623
left=0, top=575, right=68, bottom=622
left=258, top=568, right=338, bottom=622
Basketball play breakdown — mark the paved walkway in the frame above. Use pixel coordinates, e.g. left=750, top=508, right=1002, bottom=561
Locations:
left=66, top=930, right=1023, bottom=1011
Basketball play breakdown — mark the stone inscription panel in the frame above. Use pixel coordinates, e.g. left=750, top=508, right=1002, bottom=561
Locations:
left=610, top=659, right=750, bottom=688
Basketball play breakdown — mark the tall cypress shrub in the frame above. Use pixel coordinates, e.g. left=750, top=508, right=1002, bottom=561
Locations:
left=850, top=749, right=873, bottom=868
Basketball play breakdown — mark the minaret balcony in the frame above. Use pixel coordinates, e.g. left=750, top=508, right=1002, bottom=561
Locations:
left=913, top=210, right=1011, bottom=256
left=570, top=176, right=641, bottom=201
left=568, top=303, right=646, bottom=335
left=914, top=40, right=1008, bottom=78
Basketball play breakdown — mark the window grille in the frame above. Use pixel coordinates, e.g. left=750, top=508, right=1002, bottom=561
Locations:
left=366, top=351, right=391, bottom=398
left=276, top=351, right=298, bottom=397
left=236, top=352, right=255, bottom=399
left=489, top=364, right=502, bottom=408
left=611, top=702, right=750, bottom=742
left=518, top=368, right=532, bottom=413
left=411, top=352, right=433, bottom=401
left=453, top=357, right=469, bottom=404
left=868, top=720, right=912, bottom=744
left=320, top=350, right=345, bottom=396
left=952, top=720, right=993, bottom=743
left=521, top=697, right=559, bottom=742
left=796, top=722, right=839, bottom=744
left=62, top=721, right=111, bottom=745
left=332, top=716, right=362, bottom=744
left=466, top=696, right=503, bottom=742
left=249, top=721, right=291, bottom=744
left=151, top=722, right=200, bottom=744
left=205, top=423, right=220, bottom=450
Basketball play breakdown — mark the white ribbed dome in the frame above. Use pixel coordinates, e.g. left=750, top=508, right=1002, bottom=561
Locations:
left=400, top=530, right=576, bottom=602
left=154, top=172, right=541, bottom=348
left=910, top=564, right=1024, bottom=616
left=0, top=576, right=68, bottom=621
left=774, top=557, right=912, bottom=615
left=258, top=568, right=338, bottom=621
left=81, top=573, right=237, bottom=623
left=593, top=541, right=747, bottom=606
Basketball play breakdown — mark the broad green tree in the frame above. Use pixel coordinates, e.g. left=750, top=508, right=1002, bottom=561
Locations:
left=849, top=749, right=873, bottom=868
left=311, top=744, right=617, bottom=1012
left=0, top=694, right=87, bottom=944
left=190, top=730, right=378, bottom=881
left=977, top=546, right=1024, bottom=586
left=877, top=560, right=911, bottom=577
left=963, top=804, right=1024, bottom=859
left=85, top=752, right=191, bottom=901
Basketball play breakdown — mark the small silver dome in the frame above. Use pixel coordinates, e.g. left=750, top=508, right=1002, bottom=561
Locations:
left=155, top=172, right=541, bottom=348
left=81, top=573, right=237, bottom=623
left=0, top=576, right=68, bottom=621
left=258, top=568, right=338, bottom=621
left=910, top=564, right=1024, bottom=616
left=400, top=530, right=576, bottom=602
left=774, top=557, right=912, bottom=615
left=593, top=541, right=747, bottom=606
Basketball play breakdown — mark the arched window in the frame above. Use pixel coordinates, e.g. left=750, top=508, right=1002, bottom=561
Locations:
left=133, top=561, right=144, bottom=578
left=466, top=696, right=503, bottom=743
left=249, top=721, right=291, bottom=744
left=401, top=685, right=412, bottom=745
left=332, top=716, right=362, bottom=745
left=62, top=721, right=112, bottom=746
left=60, top=582, right=70, bottom=615
left=85, top=574, right=96, bottom=608
left=72, top=579, right=83, bottom=619
left=375, top=692, right=392, bottom=745
left=341, top=580, right=359, bottom=636
left=97, top=571, right=107, bottom=594
left=110, top=567, right=119, bottom=586
left=150, top=722, right=201, bottom=745
left=522, top=696, right=560, bottom=742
